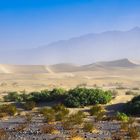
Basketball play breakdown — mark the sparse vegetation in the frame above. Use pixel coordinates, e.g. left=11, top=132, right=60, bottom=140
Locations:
left=62, top=111, right=85, bottom=130
left=64, top=88, right=112, bottom=107
left=125, top=90, right=137, bottom=96
left=40, top=107, right=56, bottom=123
left=0, top=104, right=18, bottom=117
left=3, top=87, right=112, bottom=108
left=4, top=92, right=21, bottom=102
left=23, top=101, right=36, bottom=110
left=83, top=122, right=94, bottom=132
left=52, top=104, right=69, bottom=121
left=125, top=95, right=140, bottom=115
left=0, top=128, right=8, bottom=139
left=41, top=125, right=58, bottom=134
left=116, top=112, right=129, bottom=122
left=90, top=105, right=104, bottom=116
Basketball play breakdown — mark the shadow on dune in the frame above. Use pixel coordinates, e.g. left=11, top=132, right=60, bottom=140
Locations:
left=106, top=103, right=126, bottom=115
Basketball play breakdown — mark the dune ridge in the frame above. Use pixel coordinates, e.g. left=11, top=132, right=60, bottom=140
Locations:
left=0, top=58, right=139, bottom=74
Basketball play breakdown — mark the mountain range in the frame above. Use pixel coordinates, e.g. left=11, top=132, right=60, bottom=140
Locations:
left=1, top=27, right=140, bottom=64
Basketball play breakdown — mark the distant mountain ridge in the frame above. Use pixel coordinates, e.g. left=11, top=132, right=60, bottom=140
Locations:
left=1, top=27, right=140, bottom=64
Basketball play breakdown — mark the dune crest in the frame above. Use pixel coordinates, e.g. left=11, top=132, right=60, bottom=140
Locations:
left=0, top=59, right=139, bottom=74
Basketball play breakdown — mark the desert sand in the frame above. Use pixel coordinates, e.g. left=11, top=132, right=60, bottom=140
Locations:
left=0, top=59, right=139, bottom=106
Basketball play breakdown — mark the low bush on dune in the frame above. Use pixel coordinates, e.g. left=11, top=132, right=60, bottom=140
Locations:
left=29, top=88, right=66, bottom=102
left=4, top=92, right=21, bottom=102
left=125, top=95, right=140, bottom=115
left=64, top=88, right=112, bottom=107
left=4, top=88, right=66, bottom=103
left=3, top=87, right=112, bottom=108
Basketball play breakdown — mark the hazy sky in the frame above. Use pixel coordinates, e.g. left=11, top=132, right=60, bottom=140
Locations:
left=0, top=0, right=140, bottom=50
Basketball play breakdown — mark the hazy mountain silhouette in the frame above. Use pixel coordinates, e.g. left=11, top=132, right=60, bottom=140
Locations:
left=1, top=27, right=140, bottom=64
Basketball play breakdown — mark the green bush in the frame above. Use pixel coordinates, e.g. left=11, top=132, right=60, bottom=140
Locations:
left=116, top=112, right=129, bottom=122
left=3, top=88, right=66, bottom=103
left=23, top=101, right=36, bottom=110
left=64, top=88, right=112, bottom=107
left=4, top=92, right=21, bottom=102
left=3, top=88, right=112, bottom=108
left=125, top=95, right=140, bottom=115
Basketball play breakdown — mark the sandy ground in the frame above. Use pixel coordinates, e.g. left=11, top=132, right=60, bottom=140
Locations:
left=0, top=66, right=139, bottom=109
left=0, top=65, right=140, bottom=107
left=0, top=67, right=140, bottom=92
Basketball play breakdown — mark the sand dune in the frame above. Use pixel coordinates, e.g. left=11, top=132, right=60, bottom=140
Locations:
left=0, top=59, right=139, bottom=92
left=48, top=63, right=80, bottom=72
left=0, top=59, right=139, bottom=74
left=0, top=64, right=49, bottom=74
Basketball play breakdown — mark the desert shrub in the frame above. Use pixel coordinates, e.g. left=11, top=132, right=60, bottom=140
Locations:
left=25, top=114, right=32, bottom=123
left=40, top=108, right=55, bottom=123
left=26, top=88, right=66, bottom=103
left=49, top=88, right=66, bottom=100
left=120, top=122, right=129, bottom=131
left=4, top=92, right=32, bottom=102
left=89, top=105, right=106, bottom=121
left=3, top=88, right=112, bottom=108
left=62, top=111, right=85, bottom=130
left=53, top=104, right=69, bottom=121
left=89, top=105, right=105, bottom=116
left=116, top=86, right=126, bottom=90
left=62, top=119, right=73, bottom=130
left=0, top=128, right=8, bottom=139
left=116, top=112, right=129, bottom=122
left=128, top=126, right=140, bottom=140
left=40, top=104, right=69, bottom=122
left=68, top=111, right=85, bottom=125
left=83, top=122, right=94, bottom=133
left=0, top=113, right=8, bottom=118
left=29, top=90, right=50, bottom=102
left=132, top=87, right=139, bottom=90
left=95, top=111, right=106, bottom=121
left=64, top=88, right=112, bottom=107
left=52, top=104, right=68, bottom=112
left=41, top=125, right=57, bottom=134
left=125, top=95, right=140, bottom=115
left=3, top=88, right=67, bottom=103
left=125, top=90, right=137, bottom=95
left=3, top=92, right=21, bottom=102
left=23, top=101, right=36, bottom=110
left=21, top=93, right=34, bottom=102
left=0, top=104, right=18, bottom=116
